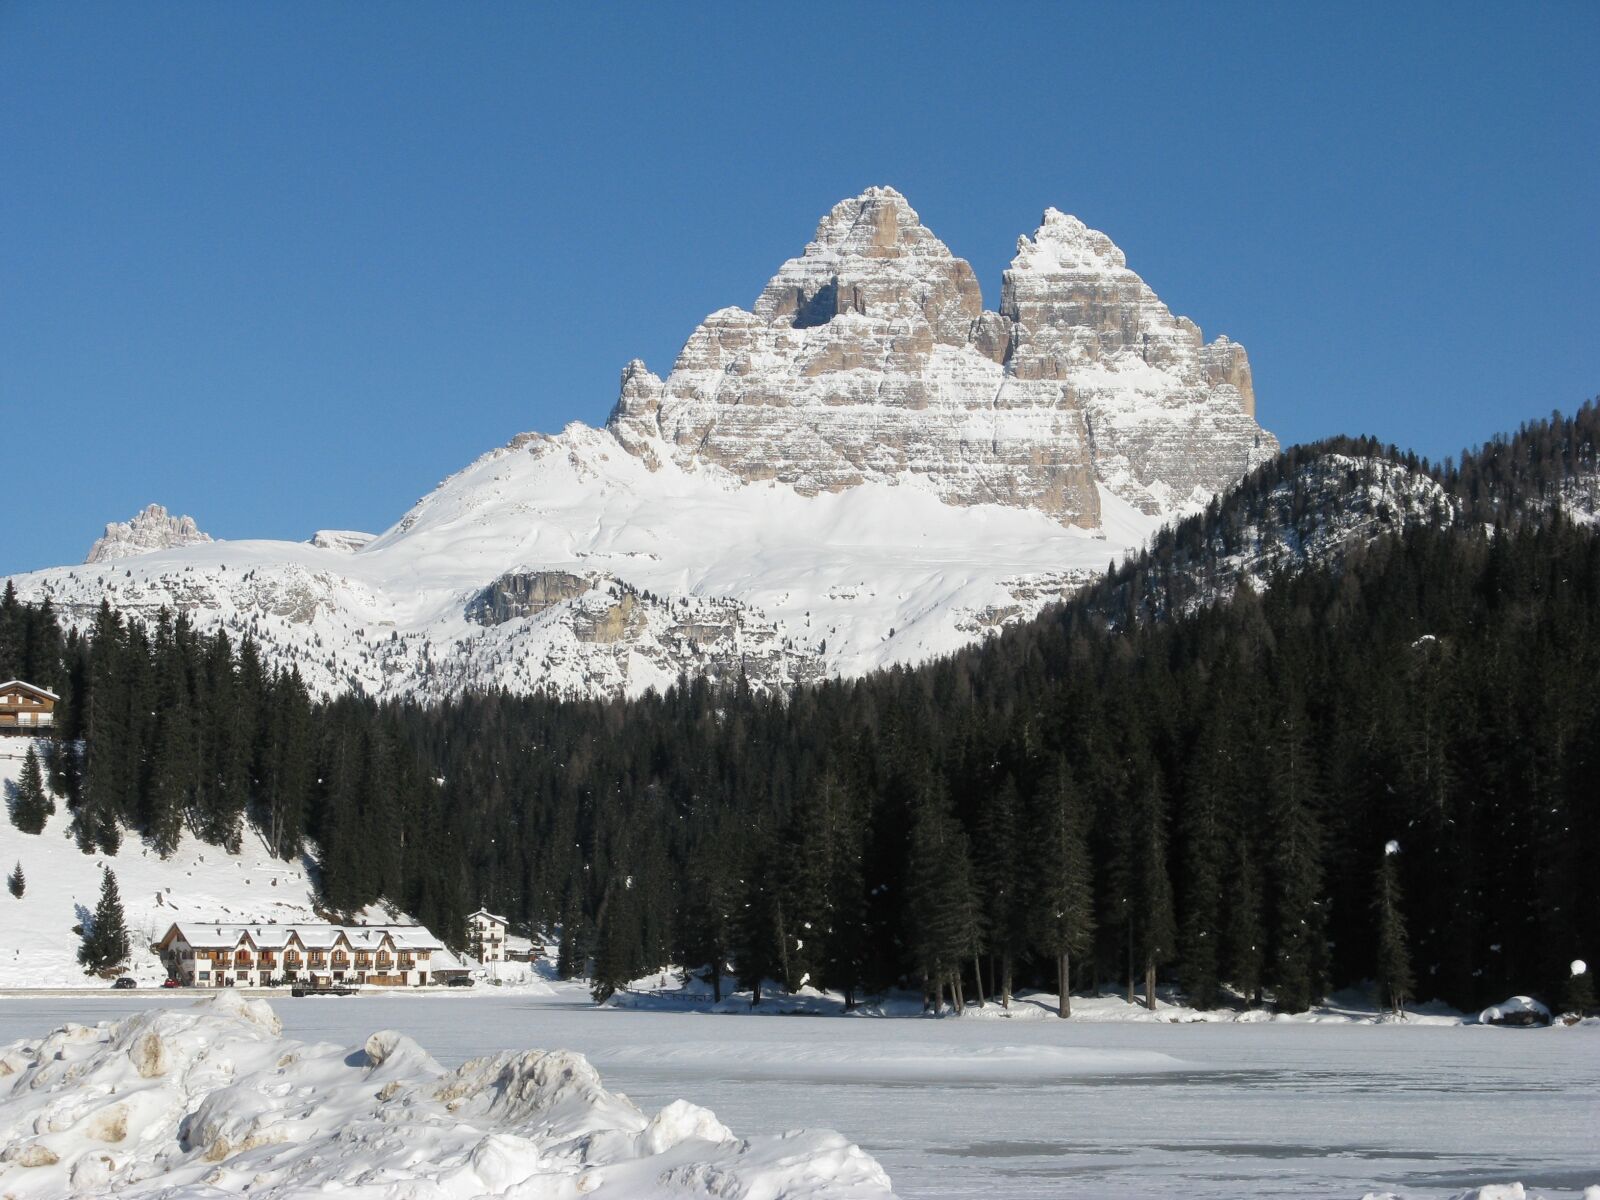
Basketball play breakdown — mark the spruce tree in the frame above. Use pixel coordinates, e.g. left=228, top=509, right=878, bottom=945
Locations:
left=974, top=775, right=1025, bottom=1007
left=1374, top=841, right=1414, bottom=1016
left=1131, top=762, right=1177, bottom=1010
left=6, top=861, right=22, bottom=898
left=1266, top=700, right=1327, bottom=1012
left=1027, top=761, right=1095, bottom=1017
left=1560, top=961, right=1594, bottom=1017
left=78, top=868, right=131, bottom=974
left=906, top=780, right=980, bottom=1013
left=9, top=746, right=53, bottom=834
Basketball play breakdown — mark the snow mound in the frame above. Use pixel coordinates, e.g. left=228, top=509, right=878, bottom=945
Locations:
left=0, top=995, right=896, bottom=1198
left=1477, top=996, right=1553, bottom=1027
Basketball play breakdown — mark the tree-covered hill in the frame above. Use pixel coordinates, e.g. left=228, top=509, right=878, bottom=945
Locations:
left=3, top=400, right=1596, bottom=1012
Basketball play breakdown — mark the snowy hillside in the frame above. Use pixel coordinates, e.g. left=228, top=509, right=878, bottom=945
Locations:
left=0, top=741, right=334, bottom=988
left=8, top=433, right=1164, bottom=702
left=2, top=187, right=1276, bottom=701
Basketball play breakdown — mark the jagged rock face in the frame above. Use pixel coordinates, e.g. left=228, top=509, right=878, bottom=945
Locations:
left=85, top=505, right=212, bottom=564
left=468, top=571, right=593, bottom=625
left=609, top=187, right=1277, bottom=524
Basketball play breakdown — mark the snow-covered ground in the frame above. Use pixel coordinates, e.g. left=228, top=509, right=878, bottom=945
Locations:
left=0, top=992, right=892, bottom=1198
left=0, top=741, right=391, bottom=989
left=1, top=989, right=1593, bottom=1199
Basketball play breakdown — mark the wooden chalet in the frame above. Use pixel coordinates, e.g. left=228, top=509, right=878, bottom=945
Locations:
left=0, top=680, right=57, bottom=734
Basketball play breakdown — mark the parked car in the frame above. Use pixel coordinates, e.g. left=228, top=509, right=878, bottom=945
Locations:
left=161, top=978, right=182, bottom=988
left=445, top=976, right=475, bottom=988
left=111, top=977, right=137, bottom=990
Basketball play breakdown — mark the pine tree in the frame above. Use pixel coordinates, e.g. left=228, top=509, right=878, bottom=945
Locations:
left=973, top=774, right=1025, bottom=1007
left=1224, top=835, right=1265, bottom=1006
left=1027, top=761, right=1095, bottom=1017
left=1374, top=841, right=1414, bottom=1016
left=1130, top=759, right=1177, bottom=1010
left=906, top=779, right=980, bottom=1013
left=6, top=861, right=22, bottom=898
left=1266, top=700, right=1327, bottom=1012
left=78, top=868, right=131, bottom=974
left=9, top=746, right=53, bottom=834
left=590, top=874, right=643, bottom=1004
left=1559, top=961, right=1593, bottom=1017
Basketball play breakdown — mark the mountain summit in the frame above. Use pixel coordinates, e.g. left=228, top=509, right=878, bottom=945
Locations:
left=610, top=187, right=1272, bottom=526
left=11, top=189, right=1275, bottom=700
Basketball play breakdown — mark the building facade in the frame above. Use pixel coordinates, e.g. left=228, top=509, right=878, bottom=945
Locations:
left=0, top=681, right=56, bottom=733
left=155, top=922, right=447, bottom=988
left=467, top=908, right=508, bottom=962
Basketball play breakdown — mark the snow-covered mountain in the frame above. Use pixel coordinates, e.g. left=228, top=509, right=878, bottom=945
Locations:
left=7, top=188, right=1276, bottom=700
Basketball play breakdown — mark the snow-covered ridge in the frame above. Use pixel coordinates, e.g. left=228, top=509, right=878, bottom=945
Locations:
left=5, top=187, right=1275, bottom=700
left=0, top=993, right=895, bottom=1198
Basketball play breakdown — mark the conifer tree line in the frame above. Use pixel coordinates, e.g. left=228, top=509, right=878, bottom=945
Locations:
left=2, top=403, right=1596, bottom=1012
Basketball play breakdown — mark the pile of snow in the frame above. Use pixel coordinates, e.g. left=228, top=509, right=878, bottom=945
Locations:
left=0, top=993, right=896, bottom=1198
left=1476, top=996, right=1554, bottom=1027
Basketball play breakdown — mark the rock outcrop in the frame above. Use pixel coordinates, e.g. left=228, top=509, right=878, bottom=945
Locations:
left=85, top=504, right=212, bottom=564
left=608, top=187, right=1275, bottom=525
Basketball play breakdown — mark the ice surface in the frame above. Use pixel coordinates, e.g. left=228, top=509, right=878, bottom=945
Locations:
left=1, top=991, right=1594, bottom=1199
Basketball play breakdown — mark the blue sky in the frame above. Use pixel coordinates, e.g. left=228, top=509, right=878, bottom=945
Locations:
left=3, top=3, right=1595, bottom=572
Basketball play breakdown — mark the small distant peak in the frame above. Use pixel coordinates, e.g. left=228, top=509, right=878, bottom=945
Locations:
left=86, top=504, right=213, bottom=564
left=1011, top=209, right=1128, bottom=273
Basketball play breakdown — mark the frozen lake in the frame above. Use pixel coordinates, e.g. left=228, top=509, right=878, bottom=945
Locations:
left=1, top=992, right=1595, bottom=1198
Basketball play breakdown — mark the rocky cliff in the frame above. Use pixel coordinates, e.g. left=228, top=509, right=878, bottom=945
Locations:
left=85, top=504, right=212, bottom=564
left=609, top=187, right=1274, bottom=527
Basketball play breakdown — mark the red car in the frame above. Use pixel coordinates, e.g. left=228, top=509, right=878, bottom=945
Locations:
left=161, top=979, right=182, bottom=988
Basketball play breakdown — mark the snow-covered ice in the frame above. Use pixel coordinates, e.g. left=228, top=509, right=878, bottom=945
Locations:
left=1, top=989, right=1594, bottom=1199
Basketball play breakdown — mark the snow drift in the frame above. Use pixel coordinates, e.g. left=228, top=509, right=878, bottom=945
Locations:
left=0, top=993, right=896, bottom=1198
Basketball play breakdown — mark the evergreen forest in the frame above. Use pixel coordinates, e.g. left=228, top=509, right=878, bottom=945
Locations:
left=3, top=403, right=1597, bottom=1013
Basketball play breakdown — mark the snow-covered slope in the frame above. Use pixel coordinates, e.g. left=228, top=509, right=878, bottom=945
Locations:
left=5, top=188, right=1276, bottom=701
left=0, top=994, right=895, bottom=1198
left=0, top=741, right=334, bottom=988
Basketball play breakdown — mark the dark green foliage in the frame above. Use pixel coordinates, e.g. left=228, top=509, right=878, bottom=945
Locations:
left=1561, top=967, right=1594, bottom=1016
left=1375, top=844, right=1413, bottom=1015
left=1026, top=762, right=1094, bottom=1015
left=9, top=746, right=53, bottom=834
left=78, top=868, right=130, bottom=973
left=6, top=861, right=21, bottom=898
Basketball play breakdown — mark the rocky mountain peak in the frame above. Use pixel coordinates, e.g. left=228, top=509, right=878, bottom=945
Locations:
left=1012, top=208, right=1129, bottom=272
left=85, top=504, right=213, bottom=564
left=606, top=187, right=1276, bottom=523
left=751, top=186, right=982, bottom=343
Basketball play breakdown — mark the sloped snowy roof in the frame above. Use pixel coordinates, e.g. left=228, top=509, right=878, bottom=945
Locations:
left=159, top=921, right=444, bottom=952
left=0, top=680, right=59, bottom=701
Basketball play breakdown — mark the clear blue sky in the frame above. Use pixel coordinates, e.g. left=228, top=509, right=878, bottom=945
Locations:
left=3, top=3, right=1596, bottom=572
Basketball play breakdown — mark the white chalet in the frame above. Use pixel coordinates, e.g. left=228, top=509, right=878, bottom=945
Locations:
left=467, top=908, right=508, bottom=962
left=155, top=921, right=445, bottom=988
